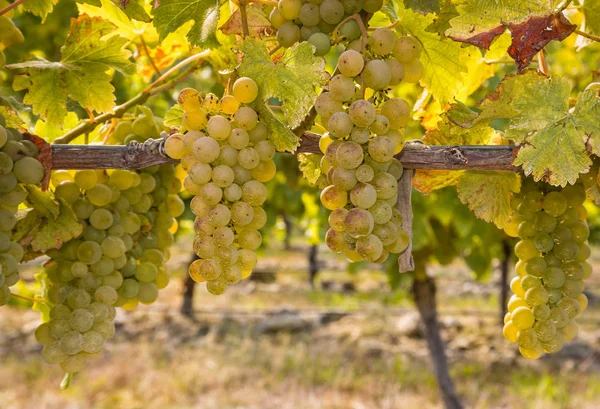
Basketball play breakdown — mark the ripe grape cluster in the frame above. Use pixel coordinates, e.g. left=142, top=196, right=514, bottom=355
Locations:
left=271, top=0, right=380, bottom=51
left=316, top=29, right=422, bottom=262
left=36, top=116, right=183, bottom=374
left=0, top=119, right=45, bottom=306
left=164, top=77, right=275, bottom=294
left=502, top=183, right=590, bottom=359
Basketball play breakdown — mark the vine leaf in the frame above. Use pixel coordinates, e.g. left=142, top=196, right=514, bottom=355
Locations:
left=297, top=153, right=322, bottom=185
left=254, top=103, right=299, bottom=152
left=238, top=38, right=328, bottom=132
left=446, top=1, right=575, bottom=72
left=21, top=0, right=59, bottom=20
left=163, top=104, right=184, bottom=128
left=153, top=0, right=220, bottom=47
left=7, top=15, right=134, bottom=127
left=507, top=13, right=575, bottom=72
left=118, top=0, right=152, bottom=22
left=574, top=89, right=600, bottom=156
left=457, top=171, right=521, bottom=228
left=576, top=0, right=600, bottom=49
left=220, top=4, right=274, bottom=37
left=397, top=8, right=477, bottom=105
left=14, top=199, right=83, bottom=254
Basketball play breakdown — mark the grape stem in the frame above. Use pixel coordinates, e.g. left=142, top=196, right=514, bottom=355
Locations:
left=0, top=0, right=27, bottom=16
left=11, top=293, right=38, bottom=303
left=537, top=51, right=549, bottom=76
left=332, top=14, right=370, bottom=51
left=239, top=0, right=250, bottom=37
left=54, top=50, right=211, bottom=144
left=247, top=0, right=277, bottom=5
left=140, top=35, right=162, bottom=78
left=574, top=29, right=600, bottom=43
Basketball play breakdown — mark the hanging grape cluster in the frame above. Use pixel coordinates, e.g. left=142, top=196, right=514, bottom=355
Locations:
left=503, top=182, right=590, bottom=359
left=0, top=119, right=45, bottom=306
left=271, top=0, right=382, bottom=52
left=164, top=77, right=276, bottom=294
left=35, top=114, right=183, bottom=374
left=313, top=24, right=422, bottom=262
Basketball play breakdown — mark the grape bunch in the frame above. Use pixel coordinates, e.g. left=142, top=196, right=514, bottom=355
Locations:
left=164, top=77, right=276, bottom=294
left=315, top=30, right=423, bottom=261
left=36, top=116, right=183, bottom=374
left=502, top=183, right=590, bottom=359
left=0, top=119, right=45, bottom=306
left=271, top=0, right=380, bottom=51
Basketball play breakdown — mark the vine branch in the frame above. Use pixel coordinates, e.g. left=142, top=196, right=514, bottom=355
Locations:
left=50, top=136, right=518, bottom=172
left=54, top=51, right=211, bottom=144
left=574, top=29, right=600, bottom=43
left=239, top=1, right=250, bottom=37
left=0, top=0, right=27, bottom=16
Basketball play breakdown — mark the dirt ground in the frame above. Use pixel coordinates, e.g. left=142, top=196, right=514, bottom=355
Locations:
left=1, top=237, right=599, bottom=409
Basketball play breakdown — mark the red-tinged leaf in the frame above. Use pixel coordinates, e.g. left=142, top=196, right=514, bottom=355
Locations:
left=508, top=13, right=576, bottom=72
left=24, top=133, right=52, bottom=191
left=448, top=25, right=505, bottom=50
left=220, top=4, right=275, bottom=37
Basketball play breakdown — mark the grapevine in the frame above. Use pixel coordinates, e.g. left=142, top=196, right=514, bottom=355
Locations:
left=1, top=0, right=600, bottom=403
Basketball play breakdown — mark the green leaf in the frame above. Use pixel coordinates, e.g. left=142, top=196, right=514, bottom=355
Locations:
left=7, top=15, right=134, bottom=126
left=163, top=104, right=184, bottom=128
left=398, top=8, right=478, bottom=104
left=457, top=171, right=521, bottom=228
left=572, top=89, right=600, bottom=157
left=34, top=112, right=80, bottom=143
left=0, top=105, right=27, bottom=129
left=14, top=201, right=83, bottom=253
left=33, top=271, right=51, bottom=322
left=238, top=38, right=328, bottom=130
left=254, top=103, right=300, bottom=152
left=404, top=0, right=439, bottom=13
left=25, top=185, right=60, bottom=219
left=21, top=0, right=59, bottom=20
left=122, top=0, right=152, bottom=22
left=153, top=0, right=220, bottom=47
left=298, top=153, right=322, bottom=185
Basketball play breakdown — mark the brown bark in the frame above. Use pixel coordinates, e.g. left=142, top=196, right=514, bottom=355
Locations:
left=50, top=138, right=518, bottom=171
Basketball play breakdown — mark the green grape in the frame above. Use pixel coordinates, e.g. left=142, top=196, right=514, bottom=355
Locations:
left=393, top=36, right=421, bottom=63
left=350, top=183, right=377, bottom=209
left=315, top=92, right=343, bottom=119
left=514, top=240, right=538, bottom=261
left=238, top=229, right=262, bottom=250
left=135, top=262, right=158, bottom=283
left=368, top=136, right=395, bottom=163
left=89, top=209, right=114, bottom=230
left=362, top=60, right=391, bottom=90
left=557, top=297, right=580, bottom=319
left=349, top=100, right=376, bottom=127
left=299, top=2, right=320, bottom=26
left=86, top=184, right=112, bottom=207
left=238, top=147, right=260, bottom=170
left=512, top=306, right=535, bottom=329
left=69, top=309, right=94, bottom=333
left=83, top=331, right=105, bottom=354
left=543, top=266, right=566, bottom=288
left=570, top=221, right=589, bottom=242
left=561, top=184, right=585, bottom=207
left=338, top=50, right=364, bottom=78
left=371, top=172, right=397, bottom=200
left=213, top=227, right=235, bottom=246
left=13, top=157, right=44, bottom=184
left=533, top=319, right=556, bottom=342
left=308, top=33, right=331, bottom=56
left=549, top=306, right=569, bottom=329
left=278, top=0, right=302, bottom=19
left=95, top=286, right=118, bottom=305
left=329, top=74, right=356, bottom=102
left=386, top=59, right=405, bottom=85
left=277, top=22, right=300, bottom=47
left=356, top=234, right=383, bottom=261
left=193, top=137, right=221, bottom=164
left=91, top=258, right=114, bottom=277
left=232, top=77, right=259, bottom=104
left=402, top=59, right=423, bottom=83
left=164, top=133, right=186, bottom=159
left=239, top=180, right=266, bottom=206
left=42, top=343, right=68, bottom=364
left=542, top=191, right=568, bottom=217
left=381, top=98, right=410, bottom=130
left=319, top=0, right=344, bottom=24
left=228, top=128, right=250, bottom=150
left=339, top=20, right=360, bottom=41
left=369, top=28, right=395, bottom=55
left=524, top=257, right=547, bottom=277
left=524, top=286, right=549, bottom=307
left=532, top=233, right=554, bottom=253
left=343, top=208, right=374, bottom=238
left=361, top=0, right=383, bottom=13
left=234, top=107, right=258, bottom=131
left=553, top=241, right=578, bottom=261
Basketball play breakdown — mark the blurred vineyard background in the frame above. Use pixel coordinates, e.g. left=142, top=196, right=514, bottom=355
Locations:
left=2, top=199, right=600, bottom=409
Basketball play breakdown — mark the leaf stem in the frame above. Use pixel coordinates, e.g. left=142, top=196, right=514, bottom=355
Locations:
left=140, top=35, right=162, bottom=78
left=247, top=0, right=277, bottom=5
left=537, top=51, right=549, bottom=76
left=557, top=0, right=572, bottom=13
left=269, top=44, right=282, bottom=55
left=11, top=293, right=37, bottom=303
left=239, top=1, right=250, bottom=37
left=0, top=0, right=27, bottom=16
left=55, top=51, right=210, bottom=144
left=574, top=29, right=600, bottom=42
